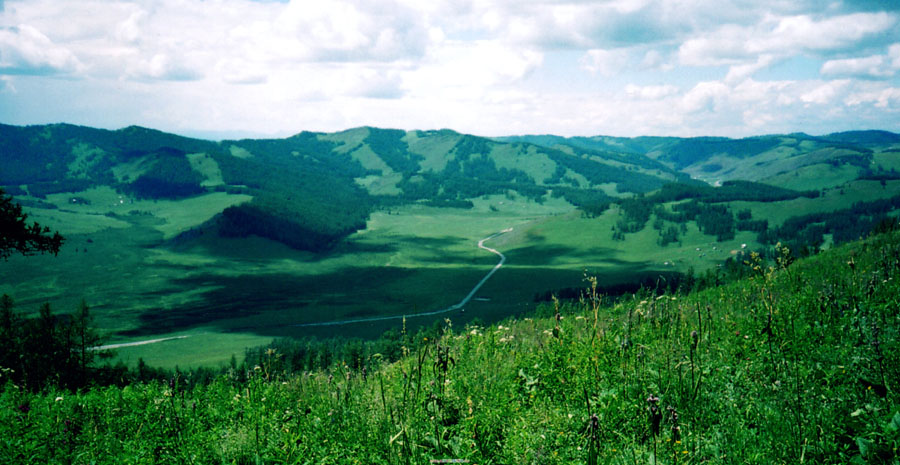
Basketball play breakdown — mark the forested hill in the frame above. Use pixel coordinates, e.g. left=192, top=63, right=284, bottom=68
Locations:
left=1, top=123, right=898, bottom=251
left=500, top=130, right=900, bottom=185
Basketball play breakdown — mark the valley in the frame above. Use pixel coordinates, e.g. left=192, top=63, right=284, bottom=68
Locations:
left=2, top=124, right=900, bottom=368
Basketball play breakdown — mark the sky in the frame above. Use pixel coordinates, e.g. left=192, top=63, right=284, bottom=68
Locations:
left=1, top=0, right=899, bottom=139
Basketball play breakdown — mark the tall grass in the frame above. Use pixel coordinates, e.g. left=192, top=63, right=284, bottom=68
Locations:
left=2, top=230, right=899, bottom=464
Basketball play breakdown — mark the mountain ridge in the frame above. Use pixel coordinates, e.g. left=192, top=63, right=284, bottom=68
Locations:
left=2, top=123, right=898, bottom=254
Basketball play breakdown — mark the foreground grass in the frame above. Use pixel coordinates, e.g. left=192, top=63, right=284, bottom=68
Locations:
left=2, top=230, right=899, bottom=464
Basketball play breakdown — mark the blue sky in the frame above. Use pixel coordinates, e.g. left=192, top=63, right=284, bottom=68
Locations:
left=1, top=0, right=899, bottom=139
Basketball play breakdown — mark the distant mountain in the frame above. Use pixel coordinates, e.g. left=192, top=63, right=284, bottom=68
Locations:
left=0, top=124, right=683, bottom=251
left=2, top=124, right=898, bottom=251
left=502, top=130, right=900, bottom=186
left=821, top=130, right=900, bottom=147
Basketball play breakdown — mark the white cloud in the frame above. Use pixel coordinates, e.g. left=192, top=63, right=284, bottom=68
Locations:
left=0, top=25, right=83, bottom=75
left=725, top=54, right=775, bottom=83
left=625, top=83, right=678, bottom=99
left=640, top=49, right=670, bottom=70
left=581, top=49, right=629, bottom=76
left=114, top=10, right=144, bottom=44
left=682, top=81, right=730, bottom=113
left=270, top=0, right=428, bottom=62
left=846, top=85, right=900, bottom=108
left=821, top=55, right=892, bottom=78
left=215, top=58, right=268, bottom=85
left=679, top=12, right=898, bottom=66
left=347, top=68, right=405, bottom=99
left=126, top=53, right=203, bottom=81
left=407, top=40, right=543, bottom=97
left=755, top=13, right=896, bottom=53
left=1, top=0, right=899, bottom=138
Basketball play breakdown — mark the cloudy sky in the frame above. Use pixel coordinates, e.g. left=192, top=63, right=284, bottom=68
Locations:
left=1, top=0, right=899, bottom=139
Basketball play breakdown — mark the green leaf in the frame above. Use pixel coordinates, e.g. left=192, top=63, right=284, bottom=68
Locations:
left=889, top=412, right=900, bottom=432
left=856, top=436, right=872, bottom=458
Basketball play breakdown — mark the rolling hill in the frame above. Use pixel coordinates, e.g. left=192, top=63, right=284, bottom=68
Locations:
left=1, top=123, right=899, bottom=367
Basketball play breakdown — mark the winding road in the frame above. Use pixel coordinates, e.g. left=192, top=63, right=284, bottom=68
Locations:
left=293, top=227, right=513, bottom=327
left=92, top=228, right=512, bottom=349
left=92, top=335, right=189, bottom=351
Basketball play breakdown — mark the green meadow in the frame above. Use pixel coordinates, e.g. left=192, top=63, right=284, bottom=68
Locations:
left=2, top=124, right=899, bottom=369
left=6, top=174, right=900, bottom=368
left=2, top=192, right=577, bottom=367
left=3, top=224, right=898, bottom=464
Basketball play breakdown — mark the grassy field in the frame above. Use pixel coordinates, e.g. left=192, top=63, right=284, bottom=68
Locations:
left=732, top=179, right=900, bottom=227
left=3, top=177, right=900, bottom=368
left=3, top=192, right=582, bottom=367
left=760, top=163, right=860, bottom=191
left=3, top=227, right=898, bottom=464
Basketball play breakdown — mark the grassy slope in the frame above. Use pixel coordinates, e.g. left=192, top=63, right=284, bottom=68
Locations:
left=6, top=177, right=900, bottom=368
left=3, top=125, right=900, bottom=369
left=733, top=179, right=900, bottom=227
left=2, top=230, right=897, bottom=464
left=1, top=192, right=577, bottom=367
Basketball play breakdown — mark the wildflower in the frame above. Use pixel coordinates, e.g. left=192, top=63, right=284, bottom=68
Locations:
left=647, top=395, right=661, bottom=436
left=667, top=405, right=681, bottom=442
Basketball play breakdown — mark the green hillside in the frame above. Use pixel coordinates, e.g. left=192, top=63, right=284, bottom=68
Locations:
left=505, top=131, right=900, bottom=187
left=2, top=124, right=900, bottom=368
left=1, top=227, right=898, bottom=464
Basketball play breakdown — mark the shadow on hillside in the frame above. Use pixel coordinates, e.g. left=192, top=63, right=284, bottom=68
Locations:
left=504, top=244, right=630, bottom=266
left=118, top=258, right=667, bottom=339
left=171, top=232, right=472, bottom=263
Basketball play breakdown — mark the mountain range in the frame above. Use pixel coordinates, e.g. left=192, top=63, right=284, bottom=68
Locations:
left=3, top=123, right=897, bottom=252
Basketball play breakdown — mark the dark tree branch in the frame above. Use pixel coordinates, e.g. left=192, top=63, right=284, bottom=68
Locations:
left=0, top=187, right=64, bottom=260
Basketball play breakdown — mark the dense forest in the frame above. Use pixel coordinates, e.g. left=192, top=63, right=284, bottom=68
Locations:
left=210, top=137, right=374, bottom=252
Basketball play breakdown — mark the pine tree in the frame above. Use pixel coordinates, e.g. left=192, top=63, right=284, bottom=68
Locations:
left=0, top=187, right=64, bottom=259
left=0, top=294, right=22, bottom=380
left=72, top=299, right=102, bottom=386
